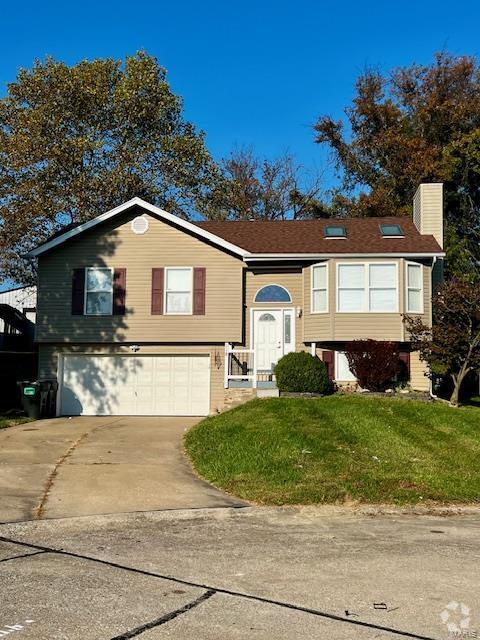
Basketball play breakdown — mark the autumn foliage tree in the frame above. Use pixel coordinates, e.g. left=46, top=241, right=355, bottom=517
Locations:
left=315, top=52, right=480, bottom=277
left=0, top=52, right=218, bottom=285
left=203, top=148, right=329, bottom=220
left=405, top=279, right=480, bottom=406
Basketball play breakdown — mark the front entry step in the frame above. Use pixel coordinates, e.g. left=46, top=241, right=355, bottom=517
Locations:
left=257, top=388, right=280, bottom=398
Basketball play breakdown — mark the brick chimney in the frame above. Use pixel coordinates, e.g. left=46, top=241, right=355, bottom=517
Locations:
left=413, top=183, right=443, bottom=249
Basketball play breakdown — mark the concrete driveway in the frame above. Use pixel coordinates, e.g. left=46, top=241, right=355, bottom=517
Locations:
left=0, top=417, right=243, bottom=522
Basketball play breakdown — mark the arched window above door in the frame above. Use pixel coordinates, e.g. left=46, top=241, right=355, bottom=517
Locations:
left=254, top=284, right=292, bottom=303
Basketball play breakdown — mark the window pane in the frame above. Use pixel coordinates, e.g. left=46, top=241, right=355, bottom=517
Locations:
left=408, top=264, right=422, bottom=288
left=325, top=226, right=346, bottom=237
left=313, top=265, right=326, bottom=289
left=166, top=291, right=191, bottom=313
left=284, top=314, right=291, bottom=343
left=86, top=291, right=112, bottom=314
left=408, top=289, right=422, bottom=312
left=369, top=264, right=396, bottom=288
left=338, top=288, right=364, bottom=312
left=166, top=269, right=191, bottom=291
left=369, top=288, right=396, bottom=311
left=338, top=264, right=364, bottom=288
left=380, top=224, right=403, bottom=236
left=87, top=268, right=112, bottom=292
left=313, top=289, right=327, bottom=312
left=255, top=285, right=291, bottom=302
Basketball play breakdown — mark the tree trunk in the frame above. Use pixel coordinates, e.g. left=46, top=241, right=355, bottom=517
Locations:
left=449, top=369, right=469, bottom=407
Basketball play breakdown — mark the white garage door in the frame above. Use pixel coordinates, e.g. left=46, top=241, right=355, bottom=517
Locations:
left=60, top=355, right=210, bottom=416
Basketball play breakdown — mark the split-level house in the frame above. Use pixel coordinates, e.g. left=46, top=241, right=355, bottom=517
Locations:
left=27, top=183, right=444, bottom=417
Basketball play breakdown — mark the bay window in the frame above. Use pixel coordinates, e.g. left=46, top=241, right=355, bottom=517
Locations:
left=311, top=263, right=328, bottom=313
left=406, top=262, right=423, bottom=313
left=336, top=263, right=398, bottom=312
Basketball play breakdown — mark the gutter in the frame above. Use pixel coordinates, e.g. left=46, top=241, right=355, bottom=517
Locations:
left=243, top=252, right=446, bottom=262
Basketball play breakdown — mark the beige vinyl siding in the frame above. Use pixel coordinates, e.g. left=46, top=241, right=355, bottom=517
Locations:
left=36, top=209, right=243, bottom=344
left=39, top=343, right=227, bottom=415
left=413, top=183, right=443, bottom=248
left=410, top=350, right=429, bottom=391
left=243, top=269, right=303, bottom=350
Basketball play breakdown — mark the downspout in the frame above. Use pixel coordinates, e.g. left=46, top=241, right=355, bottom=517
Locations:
left=429, top=256, right=441, bottom=401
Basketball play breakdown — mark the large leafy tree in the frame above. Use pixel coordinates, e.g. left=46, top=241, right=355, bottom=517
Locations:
left=405, top=279, right=480, bottom=406
left=315, top=52, right=480, bottom=277
left=204, top=148, right=329, bottom=220
left=0, top=52, right=217, bottom=284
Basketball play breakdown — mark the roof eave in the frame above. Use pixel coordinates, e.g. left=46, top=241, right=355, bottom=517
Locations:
left=243, top=251, right=445, bottom=262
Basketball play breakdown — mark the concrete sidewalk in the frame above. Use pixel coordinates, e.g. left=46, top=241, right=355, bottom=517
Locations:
left=0, top=416, right=243, bottom=522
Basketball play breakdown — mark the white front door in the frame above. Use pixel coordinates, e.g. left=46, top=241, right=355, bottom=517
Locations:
left=253, top=309, right=295, bottom=371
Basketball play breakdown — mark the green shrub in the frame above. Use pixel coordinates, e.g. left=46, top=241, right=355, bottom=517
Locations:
left=275, top=351, right=331, bottom=394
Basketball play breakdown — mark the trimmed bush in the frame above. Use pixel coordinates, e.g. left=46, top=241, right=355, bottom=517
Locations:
left=344, top=339, right=400, bottom=391
left=275, top=351, right=331, bottom=394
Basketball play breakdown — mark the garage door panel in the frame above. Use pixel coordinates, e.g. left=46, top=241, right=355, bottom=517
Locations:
left=60, top=355, right=210, bottom=416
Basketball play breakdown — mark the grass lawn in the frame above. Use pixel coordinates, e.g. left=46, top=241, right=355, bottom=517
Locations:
left=185, top=396, right=480, bottom=505
left=0, top=415, right=32, bottom=429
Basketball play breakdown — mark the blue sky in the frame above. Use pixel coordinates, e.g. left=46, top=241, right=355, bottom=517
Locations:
left=0, top=0, right=478, bottom=290
left=2, top=0, right=478, bottom=177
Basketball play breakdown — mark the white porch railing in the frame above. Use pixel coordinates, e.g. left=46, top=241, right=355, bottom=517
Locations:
left=224, top=343, right=257, bottom=388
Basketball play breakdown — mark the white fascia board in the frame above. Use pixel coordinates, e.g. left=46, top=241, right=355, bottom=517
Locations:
left=26, top=197, right=248, bottom=258
left=243, top=251, right=445, bottom=262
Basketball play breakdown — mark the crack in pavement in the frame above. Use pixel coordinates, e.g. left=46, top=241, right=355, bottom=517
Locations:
left=110, top=589, right=216, bottom=639
left=0, top=550, right=49, bottom=563
left=34, top=419, right=123, bottom=520
left=0, top=535, right=437, bottom=640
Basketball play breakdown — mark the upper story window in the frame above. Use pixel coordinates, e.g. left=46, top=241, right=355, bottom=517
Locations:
left=380, top=223, right=404, bottom=237
left=311, top=264, right=328, bottom=313
left=324, top=225, right=347, bottom=238
left=337, top=263, right=398, bottom=313
left=165, top=267, right=193, bottom=314
left=85, top=267, right=113, bottom=315
left=406, top=262, right=423, bottom=313
left=254, top=284, right=291, bottom=303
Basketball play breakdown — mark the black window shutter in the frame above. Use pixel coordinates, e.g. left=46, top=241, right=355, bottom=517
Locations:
left=71, top=269, right=85, bottom=315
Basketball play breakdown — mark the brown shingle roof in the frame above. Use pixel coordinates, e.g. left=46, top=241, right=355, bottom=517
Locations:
left=194, top=216, right=442, bottom=254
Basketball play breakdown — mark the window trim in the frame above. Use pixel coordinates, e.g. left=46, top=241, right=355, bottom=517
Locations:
left=311, top=262, right=329, bottom=314
left=405, top=261, right=424, bottom=314
left=253, top=284, right=292, bottom=304
left=164, top=266, right=193, bottom=315
left=336, top=261, right=399, bottom=313
left=84, top=267, right=114, bottom=316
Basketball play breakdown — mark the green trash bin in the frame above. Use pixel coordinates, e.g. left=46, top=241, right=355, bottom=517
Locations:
left=18, top=381, right=42, bottom=419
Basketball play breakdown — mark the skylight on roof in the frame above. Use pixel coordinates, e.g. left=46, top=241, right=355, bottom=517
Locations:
left=324, top=225, right=347, bottom=238
left=380, top=223, right=404, bottom=237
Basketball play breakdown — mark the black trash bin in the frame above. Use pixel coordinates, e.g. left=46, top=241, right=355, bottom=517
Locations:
left=37, top=380, right=52, bottom=418
left=18, top=381, right=42, bottom=419
left=46, top=380, right=58, bottom=418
